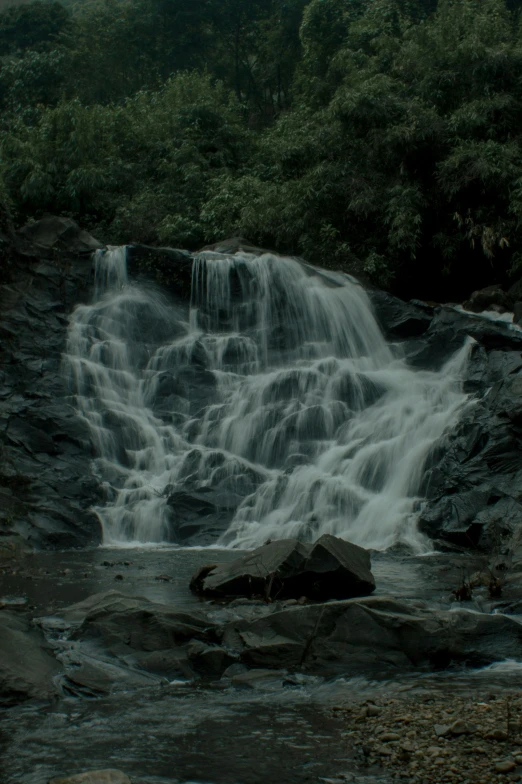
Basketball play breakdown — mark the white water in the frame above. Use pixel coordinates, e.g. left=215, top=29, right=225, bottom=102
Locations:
left=65, top=247, right=470, bottom=550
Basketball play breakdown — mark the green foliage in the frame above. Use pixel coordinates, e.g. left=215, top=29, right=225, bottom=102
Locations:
left=0, top=48, right=66, bottom=122
left=0, top=1, right=70, bottom=54
left=3, top=0, right=522, bottom=296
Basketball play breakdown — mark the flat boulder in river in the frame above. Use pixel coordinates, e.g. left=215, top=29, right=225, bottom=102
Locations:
left=48, top=772, right=131, bottom=784
left=191, top=534, right=376, bottom=600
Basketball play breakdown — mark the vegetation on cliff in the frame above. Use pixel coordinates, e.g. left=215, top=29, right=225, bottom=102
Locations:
left=1, top=0, right=522, bottom=297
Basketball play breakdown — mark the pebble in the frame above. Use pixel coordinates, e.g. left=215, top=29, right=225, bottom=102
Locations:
left=487, top=730, right=509, bottom=741
left=495, top=759, right=516, bottom=773
left=380, top=733, right=401, bottom=742
left=335, top=691, right=522, bottom=784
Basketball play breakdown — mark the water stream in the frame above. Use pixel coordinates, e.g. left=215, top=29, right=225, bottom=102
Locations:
left=66, top=248, right=470, bottom=550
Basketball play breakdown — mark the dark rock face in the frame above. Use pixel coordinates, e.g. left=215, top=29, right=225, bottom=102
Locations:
left=165, top=488, right=235, bottom=543
left=399, top=305, right=522, bottom=549
left=126, top=244, right=193, bottom=299
left=193, top=534, right=376, bottom=600
left=368, top=289, right=433, bottom=339
left=0, top=218, right=105, bottom=548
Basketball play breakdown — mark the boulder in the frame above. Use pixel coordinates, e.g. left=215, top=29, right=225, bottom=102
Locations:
left=57, top=589, right=522, bottom=683
left=462, top=285, right=513, bottom=314
left=186, top=640, right=237, bottom=677
left=17, top=216, right=103, bottom=257
left=193, top=534, right=376, bottom=600
left=0, top=612, right=61, bottom=704
left=64, top=591, right=214, bottom=652
left=222, top=596, right=522, bottom=674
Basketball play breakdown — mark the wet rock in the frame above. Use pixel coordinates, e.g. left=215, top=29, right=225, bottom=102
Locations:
left=407, top=305, right=522, bottom=373
left=64, top=591, right=213, bottom=650
left=230, top=668, right=287, bottom=689
left=0, top=532, right=32, bottom=563
left=463, top=285, right=514, bottom=314
left=5, top=215, right=522, bottom=562
left=435, top=720, right=475, bottom=737
left=186, top=640, right=237, bottom=678
left=190, top=563, right=218, bottom=593
left=495, top=759, right=516, bottom=773
left=0, top=611, right=61, bottom=704
left=59, top=590, right=217, bottom=686
left=126, top=243, right=193, bottom=299
left=222, top=662, right=249, bottom=678
left=0, top=595, right=28, bottom=610
left=223, top=596, right=522, bottom=673
left=57, top=589, right=522, bottom=686
left=368, top=290, right=433, bottom=338
left=195, top=534, right=376, bottom=601
left=61, top=656, right=160, bottom=697
left=48, top=771, right=131, bottom=784
left=0, top=217, right=104, bottom=549
left=200, top=237, right=273, bottom=256
left=166, top=488, right=233, bottom=544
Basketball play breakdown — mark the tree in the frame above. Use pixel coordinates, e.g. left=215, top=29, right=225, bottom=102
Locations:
left=0, top=1, right=70, bottom=54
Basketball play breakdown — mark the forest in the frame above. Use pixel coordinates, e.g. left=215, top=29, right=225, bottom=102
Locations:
left=2, top=0, right=522, bottom=298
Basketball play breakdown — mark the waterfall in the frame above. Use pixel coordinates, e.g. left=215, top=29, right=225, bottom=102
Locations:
left=65, top=247, right=470, bottom=550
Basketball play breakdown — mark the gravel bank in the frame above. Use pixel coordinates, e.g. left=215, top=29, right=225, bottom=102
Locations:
left=331, top=691, right=522, bottom=783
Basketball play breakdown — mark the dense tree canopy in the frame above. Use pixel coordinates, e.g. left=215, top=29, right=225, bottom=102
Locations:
left=2, top=0, right=522, bottom=298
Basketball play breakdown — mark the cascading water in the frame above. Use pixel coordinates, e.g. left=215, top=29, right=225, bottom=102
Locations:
left=66, top=247, right=470, bottom=550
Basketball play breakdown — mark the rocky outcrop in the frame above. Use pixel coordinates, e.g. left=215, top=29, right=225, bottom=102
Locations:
left=368, top=289, right=433, bottom=339
left=192, top=535, right=376, bottom=600
left=52, top=590, right=522, bottom=685
left=225, top=596, right=522, bottom=674
left=0, top=217, right=105, bottom=548
left=3, top=218, right=522, bottom=553
left=409, top=309, right=522, bottom=549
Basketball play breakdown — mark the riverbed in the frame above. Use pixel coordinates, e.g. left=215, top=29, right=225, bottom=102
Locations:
left=2, top=546, right=522, bottom=784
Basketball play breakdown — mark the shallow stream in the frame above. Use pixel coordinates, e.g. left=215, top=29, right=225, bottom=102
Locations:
left=2, top=546, right=522, bottom=783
